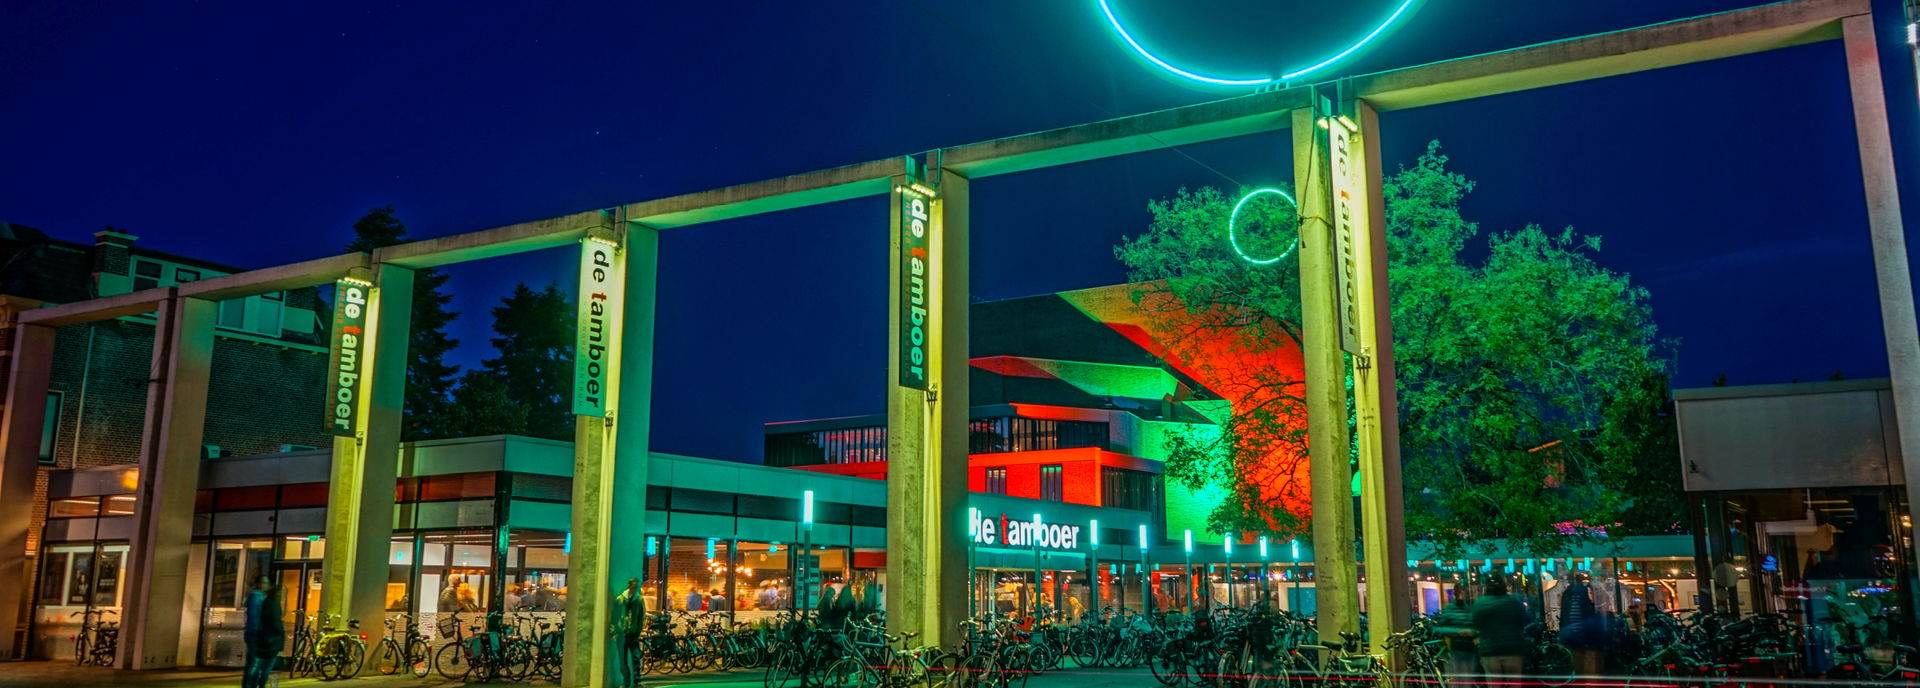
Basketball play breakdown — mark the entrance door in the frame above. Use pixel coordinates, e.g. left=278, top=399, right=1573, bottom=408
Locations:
left=274, top=562, right=323, bottom=655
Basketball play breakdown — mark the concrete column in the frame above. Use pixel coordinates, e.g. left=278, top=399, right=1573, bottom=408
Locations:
left=318, top=265, right=413, bottom=632
left=1844, top=14, right=1920, bottom=622
left=120, top=294, right=215, bottom=669
left=1291, top=107, right=1360, bottom=640
left=1350, top=99, right=1411, bottom=658
left=563, top=216, right=657, bottom=688
left=0, top=318, right=54, bottom=659
left=885, top=169, right=971, bottom=649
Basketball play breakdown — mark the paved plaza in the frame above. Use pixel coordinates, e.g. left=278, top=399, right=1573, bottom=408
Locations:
left=0, top=662, right=1172, bottom=688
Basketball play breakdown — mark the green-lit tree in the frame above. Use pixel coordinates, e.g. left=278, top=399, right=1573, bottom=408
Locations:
left=345, top=206, right=462, bottom=441
left=1114, top=142, right=1677, bottom=556
left=480, top=282, right=575, bottom=441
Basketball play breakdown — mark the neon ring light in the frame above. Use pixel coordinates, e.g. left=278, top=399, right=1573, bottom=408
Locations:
left=1228, top=188, right=1298, bottom=265
left=1095, top=0, right=1422, bottom=86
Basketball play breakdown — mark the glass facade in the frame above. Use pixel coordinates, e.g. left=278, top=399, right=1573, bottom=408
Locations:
left=765, top=416, right=1110, bottom=467
left=1101, top=466, right=1158, bottom=510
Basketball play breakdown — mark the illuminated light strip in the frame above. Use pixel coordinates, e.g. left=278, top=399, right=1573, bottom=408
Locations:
left=1228, top=187, right=1299, bottom=265
left=1095, top=0, right=1422, bottom=87
left=338, top=276, right=374, bottom=287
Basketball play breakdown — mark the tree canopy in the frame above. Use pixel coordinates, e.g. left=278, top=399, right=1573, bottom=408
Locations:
left=1115, top=142, right=1679, bottom=556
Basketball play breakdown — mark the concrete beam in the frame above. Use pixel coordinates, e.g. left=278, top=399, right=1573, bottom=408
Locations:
left=1353, top=0, right=1862, bottom=111
left=622, top=158, right=906, bottom=229
left=373, top=211, right=610, bottom=268
left=943, top=89, right=1311, bottom=178
left=177, top=252, right=370, bottom=302
left=18, top=287, right=171, bottom=326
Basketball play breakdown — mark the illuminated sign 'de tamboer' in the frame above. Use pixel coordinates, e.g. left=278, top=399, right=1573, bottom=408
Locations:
left=324, top=279, right=370, bottom=437
left=1330, top=118, right=1364, bottom=356
left=573, top=239, right=619, bottom=416
left=971, top=511, right=1082, bottom=551
left=898, top=183, right=933, bottom=390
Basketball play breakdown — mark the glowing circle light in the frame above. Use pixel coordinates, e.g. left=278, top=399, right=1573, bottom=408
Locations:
left=1228, top=187, right=1298, bottom=265
left=1095, top=0, right=1422, bottom=87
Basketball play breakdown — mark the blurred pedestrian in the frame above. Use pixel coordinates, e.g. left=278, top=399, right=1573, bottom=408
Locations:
left=1434, top=586, right=1480, bottom=687
left=242, top=575, right=284, bottom=688
left=1471, top=576, right=1530, bottom=679
left=1558, top=571, right=1608, bottom=676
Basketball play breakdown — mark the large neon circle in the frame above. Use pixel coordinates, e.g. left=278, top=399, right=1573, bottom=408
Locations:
left=1229, top=188, right=1298, bottom=265
left=1096, top=0, right=1422, bottom=86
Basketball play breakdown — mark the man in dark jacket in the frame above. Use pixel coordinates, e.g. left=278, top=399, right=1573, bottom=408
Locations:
left=1471, top=576, right=1530, bottom=679
left=242, top=575, right=285, bottom=688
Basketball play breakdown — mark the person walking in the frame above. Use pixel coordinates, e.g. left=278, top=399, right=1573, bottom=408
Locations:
left=1434, top=587, right=1480, bottom=687
left=1471, top=576, right=1530, bottom=680
left=614, top=578, right=647, bottom=688
left=1558, top=572, right=1608, bottom=676
left=242, top=575, right=285, bottom=688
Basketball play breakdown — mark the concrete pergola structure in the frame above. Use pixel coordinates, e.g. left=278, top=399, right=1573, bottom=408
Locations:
left=0, top=0, right=1912, bottom=681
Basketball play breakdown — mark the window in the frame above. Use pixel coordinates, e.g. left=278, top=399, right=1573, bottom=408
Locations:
left=217, top=299, right=247, bottom=330
left=984, top=468, right=1008, bottom=495
left=48, top=497, right=99, bottom=518
left=968, top=417, right=1109, bottom=454
left=1101, top=467, right=1159, bottom=511
left=133, top=260, right=162, bottom=290
left=174, top=268, right=201, bottom=283
left=1040, top=465, right=1063, bottom=501
left=765, top=425, right=889, bottom=466
left=39, top=391, right=61, bottom=464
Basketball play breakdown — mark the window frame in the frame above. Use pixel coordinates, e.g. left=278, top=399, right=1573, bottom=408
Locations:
left=39, top=390, right=62, bottom=464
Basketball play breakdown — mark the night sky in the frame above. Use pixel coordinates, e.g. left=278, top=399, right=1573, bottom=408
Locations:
left=4, top=1, right=1915, bottom=462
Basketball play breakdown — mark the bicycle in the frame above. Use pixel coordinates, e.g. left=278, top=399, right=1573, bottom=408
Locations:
left=70, top=608, right=118, bottom=667
left=372, top=613, right=430, bottom=677
left=310, top=612, right=366, bottom=680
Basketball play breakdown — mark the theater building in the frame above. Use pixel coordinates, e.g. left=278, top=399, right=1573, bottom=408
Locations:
left=20, top=280, right=1688, bottom=664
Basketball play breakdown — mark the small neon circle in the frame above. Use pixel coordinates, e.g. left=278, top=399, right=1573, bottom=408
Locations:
left=1095, top=0, right=1422, bottom=86
left=1229, top=188, right=1297, bottom=265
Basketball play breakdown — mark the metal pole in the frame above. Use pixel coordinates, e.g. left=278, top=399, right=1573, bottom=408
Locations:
left=1224, top=534, right=1235, bottom=609
left=1183, top=529, right=1193, bottom=612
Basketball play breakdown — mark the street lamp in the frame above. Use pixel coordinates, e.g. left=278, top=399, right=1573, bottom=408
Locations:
left=801, top=490, right=814, bottom=618
left=1259, top=537, right=1270, bottom=608
left=1183, top=529, right=1194, bottom=611
left=1139, top=524, right=1152, bottom=613
left=1223, top=534, right=1235, bottom=609
left=1088, top=519, right=1099, bottom=620
left=1290, top=538, right=1302, bottom=611
left=1032, top=514, right=1044, bottom=619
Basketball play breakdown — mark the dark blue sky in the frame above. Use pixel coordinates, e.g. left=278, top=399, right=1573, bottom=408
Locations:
left=3, top=1, right=1911, bottom=462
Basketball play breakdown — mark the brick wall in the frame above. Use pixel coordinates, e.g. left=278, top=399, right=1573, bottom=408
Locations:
left=28, top=316, right=329, bottom=556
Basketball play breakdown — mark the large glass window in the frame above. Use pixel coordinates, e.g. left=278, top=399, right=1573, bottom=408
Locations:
left=667, top=537, right=732, bottom=612
left=419, top=530, right=495, bottom=617
left=970, top=417, right=1110, bottom=454
left=504, top=530, right=568, bottom=612
left=735, top=541, right=791, bottom=620
left=206, top=540, right=274, bottom=609
left=48, top=497, right=100, bottom=518
left=765, top=426, right=889, bottom=466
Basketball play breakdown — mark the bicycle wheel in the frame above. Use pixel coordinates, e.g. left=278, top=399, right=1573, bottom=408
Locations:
left=406, top=637, right=431, bottom=677
left=1151, top=645, right=1189, bottom=687
left=73, top=633, right=89, bottom=666
left=435, top=640, right=470, bottom=681
left=342, top=637, right=367, bottom=679
left=766, top=650, right=798, bottom=688
left=373, top=638, right=402, bottom=674
left=820, top=656, right=866, bottom=688
left=1531, top=644, right=1575, bottom=687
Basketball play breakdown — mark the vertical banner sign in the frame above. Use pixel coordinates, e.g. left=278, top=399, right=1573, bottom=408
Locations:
left=573, top=238, right=619, bottom=416
left=1329, top=119, right=1365, bottom=356
left=324, top=278, right=371, bottom=437
left=897, top=181, right=934, bottom=390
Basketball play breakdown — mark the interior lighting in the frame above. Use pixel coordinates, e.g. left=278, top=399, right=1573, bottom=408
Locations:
left=1095, top=0, right=1422, bottom=86
left=1228, top=187, right=1299, bottom=265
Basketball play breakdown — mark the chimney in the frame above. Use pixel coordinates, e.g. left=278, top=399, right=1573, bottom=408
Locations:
left=93, top=227, right=138, bottom=295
